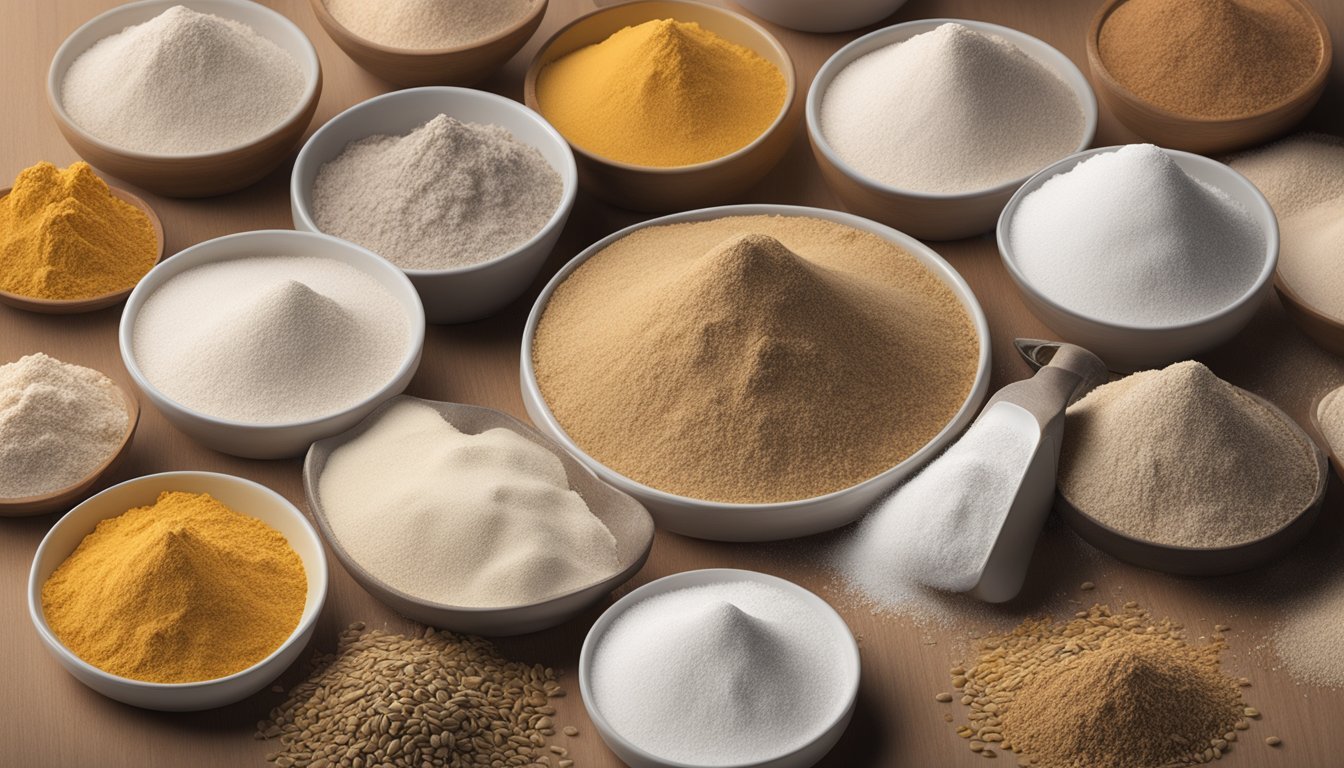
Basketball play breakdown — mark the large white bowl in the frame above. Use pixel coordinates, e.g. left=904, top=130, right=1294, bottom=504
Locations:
left=735, top=0, right=908, bottom=33
left=48, top=0, right=322, bottom=197
left=119, top=230, right=426, bottom=458
left=579, top=569, right=860, bottom=768
left=521, top=204, right=992, bottom=542
left=997, top=146, right=1279, bottom=372
left=806, top=19, right=1097, bottom=241
left=292, top=87, right=578, bottom=324
left=28, top=471, right=328, bottom=711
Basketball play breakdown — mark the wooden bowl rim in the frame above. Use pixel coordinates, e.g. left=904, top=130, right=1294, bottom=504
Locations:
left=0, top=376, right=140, bottom=512
left=46, top=0, right=323, bottom=162
left=1059, top=388, right=1329, bottom=557
left=308, top=0, right=549, bottom=56
left=1275, top=269, right=1344, bottom=330
left=522, top=0, right=798, bottom=174
left=1086, top=0, right=1333, bottom=125
left=0, top=183, right=165, bottom=312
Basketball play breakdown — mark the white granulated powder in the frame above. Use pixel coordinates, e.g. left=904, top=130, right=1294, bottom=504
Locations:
left=317, top=399, right=620, bottom=608
left=0, top=354, right=127, bottom=499
left=325, top=0, right=537, bottom=49
left=836, top=402, right=1039, bottom=606
left=1010, top=144, right=1264, bottom=326
left=61, top=5, right=305, bottom=154
left=591, top=580, right=851, bottom=766
left=312, top=115, right=562, bottom=270
left=132, top=255, right=408, bottom=424
left=820, top=22, right=1084, bottom=194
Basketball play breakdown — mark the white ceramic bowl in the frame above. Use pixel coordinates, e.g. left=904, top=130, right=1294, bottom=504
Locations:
left=292, top=87, right=578, bottom=324
left=48, top=0, right=323, bottom=197
left=735, top=0, right=908, bottom=33
left=27, top=471, right=327, bottom=711
left=806, top=19, right=1098, bottom=241
left=119, top=230, right=426, bottom=459
left=304, top=396, right=655, bottom=636
left=521, top=204, right=992, bottom=542
left=579, top=569, right=860, bottom=768
left=997, top=146, right=1279, bottom=372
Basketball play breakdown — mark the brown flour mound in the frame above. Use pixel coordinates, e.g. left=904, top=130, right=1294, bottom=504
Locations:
left=1099, top=0, right=1319, bottom=119
left=531, top=215, right=979, bottom=503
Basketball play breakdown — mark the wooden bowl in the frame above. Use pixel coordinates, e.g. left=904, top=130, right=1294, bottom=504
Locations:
left=304, top=396, right=655, bottom=636
left=0, top=185, right=164, bottom=314
left=807, top=18, right=1098, bottom=242
left=308, top=0, right=547, bottom=87
left=1057, top=391, right=1328, bottom=576
left=0, top=380, right=139, bottom=517
left=1275, top=273, right=1344, bottom=358
left=47, top=0, right=323, bottom=198
left=1308, top=387, right=1344, bottom=485
left=1086, top=0, right=1332, bottom=154
left=524, top=0, right=799, bottom=213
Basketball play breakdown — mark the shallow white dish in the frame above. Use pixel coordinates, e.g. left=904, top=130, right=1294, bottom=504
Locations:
left=119, top=230, right=426, bottom=458
left=579, top=568, right=860, bottom=768
left=27, top=471, right=327, bottom=712
left=520, top=203, right=992, bottom=542
left=735, top=0, right=908, bottom=33
left=291, top=87, right=578, bottom=324
left=303, top=395, right=655, bottom=636
left=997, top=146, right=1278, bottom=372
left=806, top=18, right=1097, bottom=241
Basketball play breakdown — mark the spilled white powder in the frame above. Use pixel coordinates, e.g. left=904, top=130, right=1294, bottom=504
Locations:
left=591, top=580, right=851, bottom=766
left=836, top=402, right=1038, bottom=607
left=61, top=6, right=305, bottom=154
left=312, top=115, right=562, bottom=270
left=132, top=255, right=408, bottom=424
left=820, top=22, right=1085, bottom=194
left=317, top=399, right=620, bottom=608
left=0, top=354, right=127, bottom=499
left=1010, top=144, right=1264, bottom=326
left=325, top=0, right=538, bottom=49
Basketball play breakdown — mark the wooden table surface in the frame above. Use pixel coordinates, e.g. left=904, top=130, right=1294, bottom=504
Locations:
left=4, top=0, right=1344, bottom=766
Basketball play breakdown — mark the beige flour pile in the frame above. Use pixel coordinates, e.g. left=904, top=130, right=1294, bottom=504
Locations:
left=1230, top=134, right=1344, bottom=320
left=1274, top=571, right=1344, bottom=689
left=532, top=216, right=979, bottom=504
left=325, top=0, right=537, bottom=49
left=1060, top=361, right=1317, bottom=547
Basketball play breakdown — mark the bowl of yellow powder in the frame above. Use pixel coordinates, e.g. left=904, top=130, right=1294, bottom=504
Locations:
left=28, top=471, right=326, bottom=711
left=0, top=162, right=163, bottom=313
left=524, top=1, right=797, bottom=213
left=522, top=205, right=991, bottom=542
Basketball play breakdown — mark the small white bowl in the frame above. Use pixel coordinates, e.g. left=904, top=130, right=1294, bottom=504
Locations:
left=521, top=204, right=991, bottom=542
left=304, top=396, right=655, bottom=636
left=579, top=569, right=860, bottom=768
left=119, top=230, right=426, bottom=458
left=997, top=146, right=1278, bottom=372
left=736, top=0, right=909, bottom=33
left=806, top=19, right=1098, bottom=241
left=292, top=87, right=578, bottom=324
left=48, top=0, right=323, bottom=197
left=27, top=471, right=327, bottom=711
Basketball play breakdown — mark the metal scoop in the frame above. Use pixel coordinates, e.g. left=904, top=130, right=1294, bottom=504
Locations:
left=967, top=339, right=1108, bottom=603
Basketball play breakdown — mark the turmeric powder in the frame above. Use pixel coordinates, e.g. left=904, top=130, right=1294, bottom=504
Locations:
left=41, top=491, right=307, bottom=684
left=535, top=19, right=786, bottom=167
left=0, top=161, right=157, bottom=300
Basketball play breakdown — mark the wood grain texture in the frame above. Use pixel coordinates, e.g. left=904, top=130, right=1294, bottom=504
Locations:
left=2, top=0, right=1343, bottom=765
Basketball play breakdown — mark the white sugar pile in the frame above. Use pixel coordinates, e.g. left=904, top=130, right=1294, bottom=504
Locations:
left=0, top=354, right=127, bottom=499
left=325, top=0, right=537, bottom=49
left=836, top=402, right=1039, bottom=606
left=1009, top=144, right=1264, bottom=326
left=819, top=22, right=1084, bottom=194
left=590, top=580, right=852, bottom=766
left=312, top=115, right=562, bottom=270
left=61, top=5, right=305, bottom=154
left=317, top=399, right=620, bottom=608
left=132, top=255, right=407, bottom=424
